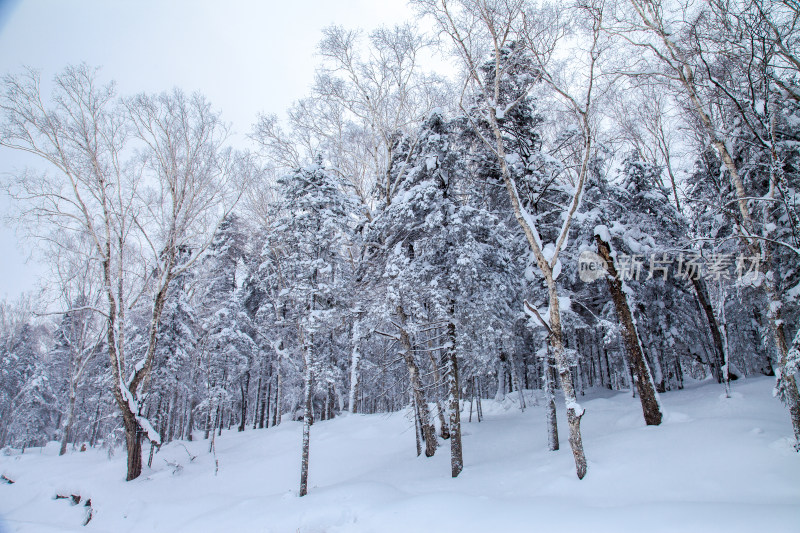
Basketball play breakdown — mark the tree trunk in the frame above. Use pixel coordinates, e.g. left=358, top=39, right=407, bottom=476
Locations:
left=239, top=371, right=250, bottom=432
left=596, top=235, right=663, bottom=426
left=446, top=319, right=463, bottom=477
left=495, top=355, right=508, bottom=401
left=253, top=375, right=262, bottom=430
left=765, top=281, right=800, bottom=449
left=90, top=404, right=101, bottom=448
left=166, top=385, right=179, bottom=443
left=397, top=306, right=437, bottom=457
left=59, top=390, right=77, bottom=456
left=413, top=394, right=423, bottom=456
left=427, top=337, right=450, bottom=439
left=274, top=367, right=282, bottom=426
left=548, top=289, right=587, bottom=479
left=123, top=414, right=143, bottom=481
left=299, top=346, right=313, bottom=497
left=186, top=397, right=196, bottom=442
left=260, top=380, right=270, bottom=429
left=326, top=382, right=336, bottom=420
left=691, top=276, right=727, bottom=383
left=348, top=321, right=362, bottom=414
left=476, top=378, right=483, bottom=423
left=543, top=347, right=559, bottom=451
left=508, top=351, right=526, bottom=411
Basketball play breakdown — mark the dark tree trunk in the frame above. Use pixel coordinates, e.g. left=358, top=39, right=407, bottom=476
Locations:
left=260, top=380, right=270, bottom=429
left=596, top=235, right=662, bottom=426
left=124, top=415, right=143, bottom=481
left=476, top=378, right=483, bottom=422
left=239, top=371, right=250, bottom=432
left=326, top=382, right=336, bottom=420
left=253, top=375, right=262, bottom=430
left=274, top=368, right=282, bottom=426
left=691, top=275, right=727, bottom=383
left=89, top=404, right=101, bottom=448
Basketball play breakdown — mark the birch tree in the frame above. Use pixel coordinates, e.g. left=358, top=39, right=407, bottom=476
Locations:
left=613, top=0, right=800, bottom=448
left=0, top=66, right=250, bottom=479
left=412, top=0, right=608, bottom=479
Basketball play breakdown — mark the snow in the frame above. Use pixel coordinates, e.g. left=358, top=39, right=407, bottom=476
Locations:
left=1, top=378, right=799, bottom=532
left=594, top=224, right=611, bottom=243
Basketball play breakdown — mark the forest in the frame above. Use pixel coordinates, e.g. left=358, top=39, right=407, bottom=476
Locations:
left=0, top=0, right=798, bottom=505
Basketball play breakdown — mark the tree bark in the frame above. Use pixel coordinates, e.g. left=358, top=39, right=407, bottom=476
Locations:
left=543, top=348, right=559, bottom=451
left=426, top=334, right=450, bottom=439
left=596, top=235, right=663, bottom=426
left=548, top=289, right=588, bottom=479
left=253, top=375, right=262, bottom=430
left=508, top=351, right=526, bottom=410
left=274, top=366, right=282, bottom=426
left=299, top=341, right=313, bottom=497
left=397, top=306, right=437, bottom=457
left=123, top=414, right=143, bottom=481
left=446, top=319, right=463, bottom=477
left=59, top=391, right=77, bottom=456
left=239, top=371, right=249, bottom=432
left=765, top=280, right=800, bottom=449
left=348, top=320, right=362, bottom=414
left=690, top=276, right=727, bottom=384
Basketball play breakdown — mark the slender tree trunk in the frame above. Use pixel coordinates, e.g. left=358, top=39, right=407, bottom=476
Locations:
left=495, top=355, right=508, bottom=401
left=260, top=380, right=270, bottom=429
left=691, top=276, right=727, bottom=384
left=326, top=382, right=336, bottom=420
left=299, top=344, right=313, bottom=497
left=274, top=367, right=282, bottom=426
left=596, top=235, right=663, bottom=426
left=253, top=375, right=262, bottom=430
left=239, top=372, right=250, bottom=432
left=186, top=397, right=196, bottom=442
left=397, top=306, right=437, bottom=457
left=59, top=390, right=77, bottom=456
left=166, top=385, right=179, bottom=443
left=427, top=337, right=450, bottom=439
left=476, top=378, right=483, bottom=423
left=508, top=351, right=526, bottom=411
left=90, top=404, right=101, bottom=447
left=543, top=347, right=559, bottom=451
left=548, top=289, right=588, bottom=479
left=349, top=320, right=362, bottom=414
left=413, top=394, right=423, bottom=456
left=469, top=377, right=475, bottom=423
left=445, top=318, right=462, bottom=477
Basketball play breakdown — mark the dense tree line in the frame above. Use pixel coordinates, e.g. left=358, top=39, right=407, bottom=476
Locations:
left=0, top=0, right=798, bottom=490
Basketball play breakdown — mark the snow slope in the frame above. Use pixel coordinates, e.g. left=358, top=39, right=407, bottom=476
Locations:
left=1, top=377, right=798, bottom=533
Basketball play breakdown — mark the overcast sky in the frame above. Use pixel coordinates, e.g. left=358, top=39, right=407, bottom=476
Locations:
left=0, top=0, right=414, bottom=301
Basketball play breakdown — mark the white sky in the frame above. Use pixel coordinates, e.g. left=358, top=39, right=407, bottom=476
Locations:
left=0, top=0, right=414, bottom=301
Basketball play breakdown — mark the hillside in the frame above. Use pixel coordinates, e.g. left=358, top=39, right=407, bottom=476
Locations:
left=1, top=376, right=798, bottom=533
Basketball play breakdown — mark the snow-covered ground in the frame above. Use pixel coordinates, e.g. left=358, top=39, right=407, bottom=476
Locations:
left=1, top=376, right=798, bottom=533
